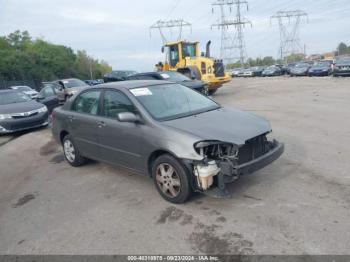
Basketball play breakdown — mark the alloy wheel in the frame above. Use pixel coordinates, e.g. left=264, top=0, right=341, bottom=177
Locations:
left=155, top=163, right=181, bottom=198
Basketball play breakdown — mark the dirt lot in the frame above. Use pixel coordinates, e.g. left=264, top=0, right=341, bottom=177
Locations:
left=0, top=76, right=349, bottom=255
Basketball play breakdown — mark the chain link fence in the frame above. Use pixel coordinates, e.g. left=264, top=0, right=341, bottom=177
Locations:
left=0, top=80, right=40, bottom=91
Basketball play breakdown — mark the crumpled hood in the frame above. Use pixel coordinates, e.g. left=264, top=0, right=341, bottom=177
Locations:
left=163, top=107, right=271, bottom=145
left=0, top=100, right=44, bottom=114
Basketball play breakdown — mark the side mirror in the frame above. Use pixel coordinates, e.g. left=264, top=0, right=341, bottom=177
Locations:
left=117, top=112, right=141, bottom=123
left=161, top=46, right=164, bottom=53
left=191, top=76, right=196, bottom=80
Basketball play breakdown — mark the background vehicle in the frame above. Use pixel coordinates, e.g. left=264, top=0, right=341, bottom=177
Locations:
left=262, top=65, right=282, bottom=76
left=160, top=40, right=231, bottom=95
left=242, top=68, right=254, bottom=77
left=53, top=78, right=88, bottom=103
left=290, top=62, right=311, bottom=76
left=127, top=71, right=209, bottom=95
left=285, top=63, right=297, bottom=75
left=36, top=83, right=60, bottom=114
left=250, top=66, right=265, bottom=77
left=52, top=80, right=283, bottom=203
left=10, top=86, right=38, bottom=99
left=308, top=62, right=332, bottom=76
left=0, top=90, right=48, bottom=134
left=103, top=71, right=137, bottom=83
left=333, top=57, right=350, bottom=77
left=84, top=79, right=104, bottom=86
left=231, top=68, right=243, bottom=77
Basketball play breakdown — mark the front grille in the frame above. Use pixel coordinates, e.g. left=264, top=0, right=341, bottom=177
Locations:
left=214, top=60, right=225, bottom=77
left=238, top=135, right=269, bottom=165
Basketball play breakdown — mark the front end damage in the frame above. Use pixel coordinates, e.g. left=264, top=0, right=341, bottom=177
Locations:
left=187, top=133, right=284, bottom=198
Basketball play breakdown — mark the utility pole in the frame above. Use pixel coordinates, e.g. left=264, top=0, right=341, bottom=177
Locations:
left=150, top=19, right=192, bottom=44
left=212, top=0, right=252, bottom=67
left=271, top=10, right=308, bottom=63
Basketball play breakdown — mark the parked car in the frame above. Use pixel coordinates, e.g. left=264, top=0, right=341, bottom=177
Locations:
left=36, top=83, right=60, bottom=114
left=250, top=66, right=265, bottom=77
left=241, top=68, right=254, bottom=77
left=53, top=78, right=89, bottom=103
left=52, top=80, right=284, bottom=203
left=104, top=70, right=138, bottom=83
left=0, top=90, right=49, bottom=134
left=84, top=79, right=104, bottom=86
left=285, top=63, right=297, bottom=75
left=231, top=68, right=244, bottom=77
left=308, top=62, right=332, bottom=77
left=127, top=71, right=209, bottom=95
left=333, top=57, right=350, bottom=77
left=10, top=86, right=38, bottom=99
left=290, top=62, right=311, bottom=76
left=262, top=65, right=282, bottom=77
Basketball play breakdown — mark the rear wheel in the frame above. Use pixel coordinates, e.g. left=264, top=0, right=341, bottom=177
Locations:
left=152, top=154, right=192, bottom=204
left=208, top=89, right=218, bottom=96
left=63, top=135, right=86, bottom=167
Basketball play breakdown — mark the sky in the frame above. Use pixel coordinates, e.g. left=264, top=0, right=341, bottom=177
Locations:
left=1, top=0, right=350, bottom=71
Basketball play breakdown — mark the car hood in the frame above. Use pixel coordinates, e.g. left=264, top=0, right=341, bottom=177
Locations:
left=335, top=62, right=350, bottom=66
left=0, top=100, right=44, bottom=114
left=163, top=107, right=271, bottom=145
left=180, top=80, right=205, bottom=89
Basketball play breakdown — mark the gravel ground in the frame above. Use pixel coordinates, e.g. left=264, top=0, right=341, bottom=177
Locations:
left=0, top=76, right=349, bottom=255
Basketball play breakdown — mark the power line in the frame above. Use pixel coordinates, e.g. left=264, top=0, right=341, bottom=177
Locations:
left=211, top=0, right=252, bottom=66
left=150, top=19, right=192, bottom=43
left=271, top=10, right=308, bottom=62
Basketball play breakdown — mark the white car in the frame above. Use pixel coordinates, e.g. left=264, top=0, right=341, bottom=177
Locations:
left=10, top=86, right=38, bottom=99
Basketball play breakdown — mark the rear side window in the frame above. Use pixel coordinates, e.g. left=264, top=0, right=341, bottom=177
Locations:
left=72, top=90, right=101, bottom=115
left=102, top=90, right=136, bottom=118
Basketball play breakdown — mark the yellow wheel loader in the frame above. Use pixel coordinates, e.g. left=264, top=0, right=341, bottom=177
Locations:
left=159, top=40, right=231, bottom=95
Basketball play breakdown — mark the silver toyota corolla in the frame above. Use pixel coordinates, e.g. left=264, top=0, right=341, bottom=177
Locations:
left=52, top=80, right=284, bottom=203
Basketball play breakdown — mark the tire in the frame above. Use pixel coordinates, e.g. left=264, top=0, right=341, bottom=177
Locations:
left=208, top=89, right=218, bottom=96
left=62, top=135, right=86, bottom=167
left=152, top=154, right=192, bottom=204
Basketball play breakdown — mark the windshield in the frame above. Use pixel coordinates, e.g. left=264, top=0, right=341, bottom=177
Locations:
left=182, top=43, right=196, bottom=58
left=312, top=62, right=330, bottom=68
left=63, top=79, right=87, bottom=88
left=110, top=71, right=137, bottom=78
left=159, top=72, right=190, bottom=82
left=0, top=91, right=31, bottom=105
left=11, top=86, right=32, bottom=92
left=336, top=58, right=350, bottom=64
left=130, top=84, right=220, bottom=121
left=295, top=63, right=309, bottom=68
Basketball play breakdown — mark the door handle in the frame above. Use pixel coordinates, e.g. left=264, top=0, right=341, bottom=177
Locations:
left=68, top=115, right=75, bottom=122
left=97, top=121, right=106, bottom=128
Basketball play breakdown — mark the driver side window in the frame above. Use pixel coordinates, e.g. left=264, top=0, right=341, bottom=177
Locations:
left=169, top=45, right=179, bottom=67
left=102, top=90, right=137, bottom=118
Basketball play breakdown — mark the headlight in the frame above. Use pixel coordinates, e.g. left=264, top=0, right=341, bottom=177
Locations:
left=0, top=114, right=12, bottom=120
left=37, top=106, right=48, bottom=113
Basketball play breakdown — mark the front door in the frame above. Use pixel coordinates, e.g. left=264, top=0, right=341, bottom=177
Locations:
left=97, top=89, right=143, bottom=172
left=68, top=89, right=102, bottom=159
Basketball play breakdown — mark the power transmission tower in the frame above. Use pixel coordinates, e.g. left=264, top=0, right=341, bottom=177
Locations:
left=271, top=10, right=308, bottom=62
left=150, top=19, right=192, bottom=44
left=212, top=0, right=252, bottom=66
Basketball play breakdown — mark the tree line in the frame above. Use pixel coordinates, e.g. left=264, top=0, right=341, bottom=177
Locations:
left=0, top=30, right=112, bottom=86
left=227, top=42, right=350, bottom=69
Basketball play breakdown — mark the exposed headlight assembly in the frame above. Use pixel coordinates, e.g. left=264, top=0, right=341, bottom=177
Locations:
left=194, top=140, right=238, bottom=160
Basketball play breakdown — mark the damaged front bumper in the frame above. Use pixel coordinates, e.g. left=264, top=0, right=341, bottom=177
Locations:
left=189, top=140, right=284, bottom=199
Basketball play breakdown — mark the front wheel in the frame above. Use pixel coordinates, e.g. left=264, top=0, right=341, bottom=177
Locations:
left=152, top=154, right=192, bottom=204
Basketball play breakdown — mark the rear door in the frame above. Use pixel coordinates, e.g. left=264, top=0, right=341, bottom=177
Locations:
left=97, top=89, right=143, bottom=172
left=68, top=89, right=102, bottom=160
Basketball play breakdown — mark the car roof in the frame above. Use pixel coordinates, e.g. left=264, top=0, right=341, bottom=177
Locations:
left=98, top=80, right=174, bottom=89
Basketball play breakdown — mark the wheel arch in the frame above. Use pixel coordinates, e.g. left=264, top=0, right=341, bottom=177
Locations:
left=59, top=130, right=69, bottom=145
